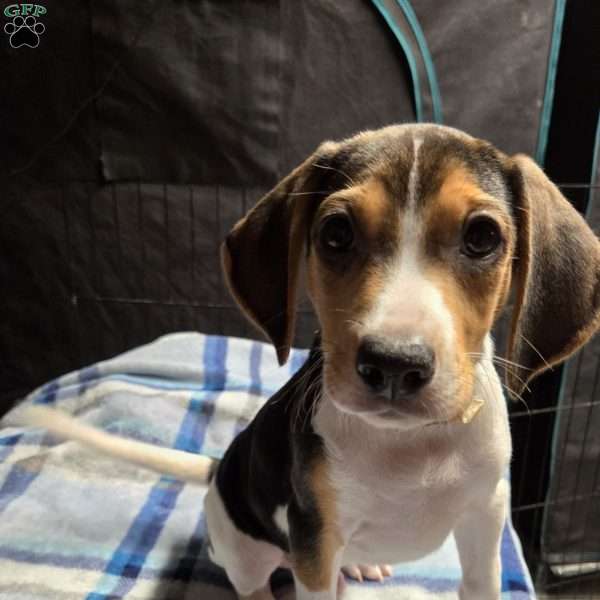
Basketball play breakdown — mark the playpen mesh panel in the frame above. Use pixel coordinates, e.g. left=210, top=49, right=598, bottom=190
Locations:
left=1, top=182, right=318, bottom=407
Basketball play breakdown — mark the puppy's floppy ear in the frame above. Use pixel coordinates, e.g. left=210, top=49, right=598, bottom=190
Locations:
left=506, top=154, right=600, bottom=395
left=222, top=142, right=339, bottom=365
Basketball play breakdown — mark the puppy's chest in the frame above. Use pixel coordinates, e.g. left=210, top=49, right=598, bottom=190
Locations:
left=333, top=446, right=468, bottom=513
left=328, top=445, right=479, bottom=562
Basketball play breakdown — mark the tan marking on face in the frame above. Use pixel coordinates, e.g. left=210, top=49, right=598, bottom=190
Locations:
left=423, top=164, right=515, bottom=415
left=424, top=164, right=504, bottom=245
left=307, top=178, right=395, bottom=366
left=293, top=457, right=342, bottom=591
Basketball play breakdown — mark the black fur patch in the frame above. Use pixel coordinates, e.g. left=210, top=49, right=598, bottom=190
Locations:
left=215, top=337, right=324, bottom=552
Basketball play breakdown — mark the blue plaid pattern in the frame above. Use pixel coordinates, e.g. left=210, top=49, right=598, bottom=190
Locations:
left=0, top=332, right=536, bottom=599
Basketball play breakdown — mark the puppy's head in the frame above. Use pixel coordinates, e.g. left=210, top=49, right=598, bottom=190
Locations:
left=223, top=125, right=600, bottom=428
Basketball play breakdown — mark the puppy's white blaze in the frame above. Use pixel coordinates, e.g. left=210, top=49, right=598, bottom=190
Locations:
left=362, top=134, right=455, bottom=360
left=363, top=225, right=455, bottom=351
left=364, top=259, right=455, bottom=352
left=397, top=135, right=424, bottom=277
left=407, top=136, right=423, bottom=212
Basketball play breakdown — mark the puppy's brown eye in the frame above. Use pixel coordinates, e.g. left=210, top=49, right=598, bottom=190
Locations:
left=462, top=216, right=501, bottom=258
left=319, top=214, right=354, bottom=252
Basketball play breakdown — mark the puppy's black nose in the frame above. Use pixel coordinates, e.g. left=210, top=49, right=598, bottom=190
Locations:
left=356, top=336, right=435, bottom=398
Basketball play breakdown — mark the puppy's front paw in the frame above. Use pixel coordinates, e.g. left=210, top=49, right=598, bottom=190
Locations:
left=342, top=564, right=393, bottom=583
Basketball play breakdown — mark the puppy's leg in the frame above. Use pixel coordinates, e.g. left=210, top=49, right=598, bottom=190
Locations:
left=292, top=558, right=342, bottom=600
left=288, top=502, right=343, bottom=600
left=454, top=479, right=507, bottom=600
left=204, top=480, right=281, bottom=600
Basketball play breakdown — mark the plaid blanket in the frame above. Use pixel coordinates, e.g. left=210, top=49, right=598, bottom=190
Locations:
left=0, top=332, right=536, bottom=599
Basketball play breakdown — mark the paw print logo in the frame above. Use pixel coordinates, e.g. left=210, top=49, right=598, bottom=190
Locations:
left=4, top=14, right=45, bottom=48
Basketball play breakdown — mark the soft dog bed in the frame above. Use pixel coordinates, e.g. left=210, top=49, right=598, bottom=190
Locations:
left=0, top=333, right=536, bottom=599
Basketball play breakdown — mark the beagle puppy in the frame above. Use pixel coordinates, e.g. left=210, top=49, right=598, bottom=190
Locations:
left=22, top=124, right=600, bottom=600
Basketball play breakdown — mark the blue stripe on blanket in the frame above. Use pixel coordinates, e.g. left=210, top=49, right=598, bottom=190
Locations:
left=249, top=340, right=262, bottom=396
left=0, top=433, right=23, bottom=447
left=0, top=456, right=45, bottom=516
left=36, top=380, right=60, bottom=405
left=366, top=575, right=458, bottom=593
left=290, top=347, right=307, bottom=375
left=0, top=542, right=228, bottom=585
left=204, top=335, right=228, bottom=390
left=0, top=408, right=59, bottom=515
left=233, top=340, right=264, bottom=437
left=0, top=379, right=60, bottom=506
left=0, top=545, right=107, bottom=571
left=86, top=341, right=218, bottom=599
left=163, top=515, right=205, bottom=581
left=501, top=524, right=531, bottom=594
left=162, top=504, right=209, bottom=583
left=0, top=379, right=63, bottom=513
left=78, top=365, right=101, bottom=397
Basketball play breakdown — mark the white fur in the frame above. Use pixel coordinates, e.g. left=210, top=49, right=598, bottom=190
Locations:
left=314, top=335, right=510, bottom=561
left=407, top=137, right=423, bottom=210
left=204, top=478, right=283, bottom=597
left=314, top=335, right=511, bottom=598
